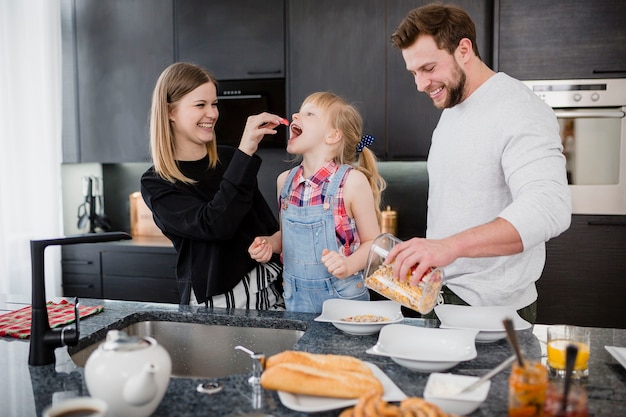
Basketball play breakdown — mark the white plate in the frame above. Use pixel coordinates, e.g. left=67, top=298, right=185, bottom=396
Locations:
left=435, top=305, right=532, bottom=343
left=276, top=362, right=406, bottom=412
left=366, top=324, right=478, bottom=372
left=314, top=299, right=403, bottom=335
left=605, top=346, right=626, bottom=370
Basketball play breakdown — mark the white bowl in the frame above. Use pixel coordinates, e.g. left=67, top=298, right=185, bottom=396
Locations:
left=314, top=299, right=403, bottom=335
left=435, top=305, right=532, bottom=343
left=424, top=372, right=490, bottom=415
left=366, top=324, right=478, bottom=372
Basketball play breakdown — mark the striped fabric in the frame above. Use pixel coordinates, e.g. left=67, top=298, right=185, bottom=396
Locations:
left=191, top=261, right=284, bottom=310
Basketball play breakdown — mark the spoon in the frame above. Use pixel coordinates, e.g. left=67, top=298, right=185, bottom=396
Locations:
left=235, top=345, right=256, bottom=356
left=561, top=343, right=579, bottom=415
left=503, top=318, right=525, bottom=367
left=458, top=355, right=516, bottom=394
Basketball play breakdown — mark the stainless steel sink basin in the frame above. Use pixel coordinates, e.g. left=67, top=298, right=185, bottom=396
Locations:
left=70, top=320, right=304, bottom=378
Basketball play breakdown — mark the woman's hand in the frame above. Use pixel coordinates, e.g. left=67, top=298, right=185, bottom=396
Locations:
left=321, top=248, right=351, bottom=279
left=248, top=236, right=273, bottom=263
left=238, top=113, right=287, bottom=156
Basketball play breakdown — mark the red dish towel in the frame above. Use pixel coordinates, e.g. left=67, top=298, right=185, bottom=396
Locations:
left=0, top=299, right=104, bottom=339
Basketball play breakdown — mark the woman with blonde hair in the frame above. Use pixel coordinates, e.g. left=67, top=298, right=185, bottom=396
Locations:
left=141, top=62, right=286, bottom=309
left=249, top=92, right=386, bottom=313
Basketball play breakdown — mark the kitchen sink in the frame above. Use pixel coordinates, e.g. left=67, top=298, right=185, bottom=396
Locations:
left=70, top=320, right=304, bottom=378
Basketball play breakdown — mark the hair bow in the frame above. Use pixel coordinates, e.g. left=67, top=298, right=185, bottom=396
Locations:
left=356, top=134, right=375, bottom=155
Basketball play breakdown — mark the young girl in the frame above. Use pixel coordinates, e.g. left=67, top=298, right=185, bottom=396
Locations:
left=141, top=62, right=286, bottom=309
left=249, top=92, right=385, bottom=313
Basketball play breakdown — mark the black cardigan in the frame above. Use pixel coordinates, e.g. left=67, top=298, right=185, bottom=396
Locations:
left=140, top=146, right=280, bottom=304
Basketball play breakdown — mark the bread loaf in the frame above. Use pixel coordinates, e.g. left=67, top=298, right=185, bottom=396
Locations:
left=265, top=350, right=373, bottom=375
left=261, top=351, right=382, bottom=399
left=261, top=362, right=383, bottom=398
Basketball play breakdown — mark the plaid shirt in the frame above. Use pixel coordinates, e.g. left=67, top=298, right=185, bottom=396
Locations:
left=286, top=161, right=359, bottom=256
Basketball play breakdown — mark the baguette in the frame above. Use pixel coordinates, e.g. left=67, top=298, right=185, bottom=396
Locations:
left=260, top=362, right=383, bottom=398
left=265, top=350, right=373, bottom=375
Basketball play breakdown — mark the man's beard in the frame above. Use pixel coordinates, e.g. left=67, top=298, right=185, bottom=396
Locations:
left=437, top=61, right=467, bottom=109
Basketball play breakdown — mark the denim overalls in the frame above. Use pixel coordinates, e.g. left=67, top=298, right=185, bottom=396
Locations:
left=280, top=164, right=370, bottom=313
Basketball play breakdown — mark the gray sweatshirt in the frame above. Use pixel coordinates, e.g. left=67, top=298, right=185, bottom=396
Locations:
left=428, top=72, right=572, bottom=309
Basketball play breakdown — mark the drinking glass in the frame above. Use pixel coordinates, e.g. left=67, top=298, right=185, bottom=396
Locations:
left=547, top=325, right=590, bottom=379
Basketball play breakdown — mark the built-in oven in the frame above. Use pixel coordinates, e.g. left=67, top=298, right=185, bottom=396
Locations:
left=215, top=78, right=286, bottom=148
left=523, top=79, right=626, bottom=215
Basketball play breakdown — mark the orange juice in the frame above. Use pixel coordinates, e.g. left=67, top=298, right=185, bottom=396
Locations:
left=547, top=340, right=590, bottom=370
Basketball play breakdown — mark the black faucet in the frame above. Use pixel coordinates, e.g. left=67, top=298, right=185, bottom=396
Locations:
left=28, top=231, right=132, bottom=366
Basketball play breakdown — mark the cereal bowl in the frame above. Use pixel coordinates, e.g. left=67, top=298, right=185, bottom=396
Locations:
left=314, top=299, right=403, bottom=336
left=424, top=372, right=490, bottom=415
left=366, top=324, right=478, bottom=372
left=435, top=305, right=531, bottom=343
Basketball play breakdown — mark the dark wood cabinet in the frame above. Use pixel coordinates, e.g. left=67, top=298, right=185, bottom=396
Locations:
left=175, top=0, right=285, bottom=80
left=386, top=0, right=438, bottom=160
left=288, top=0, right=493, bottom=160
left=61, top=245, right=102, bottom=299
left=61, top=242, right=179, bottom=304
left=101, top=251, right=178, bottom=303
left=62, top=0, right=174, bottom=163
left=538, top=215, right=626, bottom=329
left=496, top=0, right=626, bottom=80
left=62, top=0, right=285, bottom=163
left=287, top=0, right=387, bottom=157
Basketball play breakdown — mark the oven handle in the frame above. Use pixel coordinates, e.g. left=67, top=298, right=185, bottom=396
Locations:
left=217, top=94, right=263, bottom=100
left=553, top=109, right=625, bottom=119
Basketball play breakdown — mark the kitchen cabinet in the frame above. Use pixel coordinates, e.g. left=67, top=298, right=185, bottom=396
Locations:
left=537, top=215, right=626, bottom=329
left=62, top=0, right=174, bottom=163
left=175, top=0, right=285, bottom=80
left=60, top=245, right=102, bottom=299
left=61, top=242, right=179, bottom=304
left=101, top=251, right=178, bottom=303
left=496, top=0, right=626, bottom=80
left=288, top=0, right=493, bottom=160
left=61, top=0, right=286, bottom=163
left=287, top=0, right=387, bottom=157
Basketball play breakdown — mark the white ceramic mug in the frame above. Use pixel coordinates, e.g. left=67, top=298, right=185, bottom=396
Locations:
left=42, top=397, right=108, bottom=417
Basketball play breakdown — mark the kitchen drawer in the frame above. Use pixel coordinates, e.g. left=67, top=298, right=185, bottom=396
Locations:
left=61, top=245, right=101, bottom=275
left=61, top=272, right=102, bottom=299
left=101, top=251, right=176, bottom=279
left=103, top=276, right=179, bottom=304
left=538, top=214, right=626, bottom=328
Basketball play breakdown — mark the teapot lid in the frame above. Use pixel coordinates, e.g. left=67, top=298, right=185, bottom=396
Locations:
left=102, top=330, right=152, bottom=352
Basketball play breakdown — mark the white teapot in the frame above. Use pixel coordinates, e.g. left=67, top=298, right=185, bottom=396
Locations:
left=85, top=330, right=171, bottom=417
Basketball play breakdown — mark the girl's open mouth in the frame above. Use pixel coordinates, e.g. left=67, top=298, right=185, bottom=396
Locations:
left=289, top=124, right=302, bottom=140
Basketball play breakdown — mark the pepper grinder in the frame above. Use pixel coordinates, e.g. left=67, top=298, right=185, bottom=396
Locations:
left=381, top=206, right=397, bottom=236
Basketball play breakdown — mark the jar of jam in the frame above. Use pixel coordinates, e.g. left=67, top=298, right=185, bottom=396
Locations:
left=509, top=360, right=548, bottom=417
left=544, top=382, right=589, bottom=417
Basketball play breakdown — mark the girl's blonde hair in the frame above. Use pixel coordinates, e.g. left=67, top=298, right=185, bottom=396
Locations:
left=149, top=62, right=219, bottom=184
left=303, top=92, right=386, bottom=222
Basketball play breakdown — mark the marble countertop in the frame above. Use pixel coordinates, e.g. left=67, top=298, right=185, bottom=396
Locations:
left=1, top=297, right=625, bottom=416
